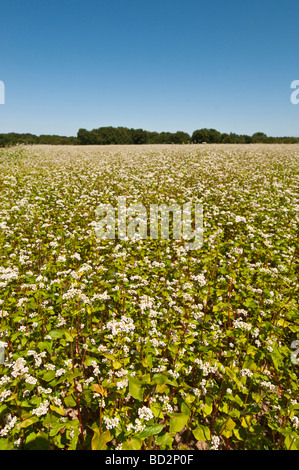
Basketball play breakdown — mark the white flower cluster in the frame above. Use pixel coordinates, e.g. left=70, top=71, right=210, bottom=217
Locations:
left=140, top=295, right=155, bottom=312
left=24, top=374, right=38, bottom=385
left=210, top=435, right=220, bottom=450
left=194, top=358, right=218, bottom=376
left=32, top=400, right=49, bottom=416
left=91, top=361, right=100, bottom=376
left=0, top=390, right=12, bottom=402
left=260, top=380, right=276, bottom=392
left=37, top=386, right=52, bottom=394
left=233, top=318, right=252, bottom=332
left=10, top=357, right=29, bottom=378
left=27, top=349, right=46, bottom=367
left=103, top=416, right=119, bottom=430
left=106, top=315, right=135, bottom=336
left=151, top=365, right=167, bottom=373
left=127, top=418, right=145, bottom=433
left=92, top=291, right=110, bottom=301
left=191, top=273, right=206, bottom=287
left=55, top=368, right=66, bottom=377
left=137, top=406, right=154, bottom=421
left=290, top=415, right=299, bottom=430
left=0, top=414, right=18, bottom=437
left=235, top=216, right=246, bottom=223
left=0, top=340, right=7, bottom=349
left=0, top=375, right=10, bottom=388
left=240, top=368, right=253, bottom=378
left=116, top=378, right=128, bottom=390
left=0, top=266, right=19, bottom=283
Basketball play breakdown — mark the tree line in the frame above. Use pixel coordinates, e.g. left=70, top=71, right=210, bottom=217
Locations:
left=0, top=133, right=78, bottom=147
left=1, top=127, right=299, bottom=147
left=76, top=127, right=299, bottom=145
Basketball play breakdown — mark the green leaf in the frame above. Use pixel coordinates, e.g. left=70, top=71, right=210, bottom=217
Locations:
left=91, top=428, right=111, bottom=450
left=169, top=413, right=189, bottom=433
left=156, top=432, right=174, bottom=450
left=128, top=376, right=143, bottom=401
left=221, top=417, right=236, bottom=438
left=193, top=425, right=211, bottom=441
left=142, top=354, right=153, bottom=369
left=48, top=329, right=65, bottom=339
left=139, top=424, right=164, bottom=438
left=24, top=432, right=50, bottom=450
left=251, top=393, right=262, bottom=404
left=151, top=373, right=178, bottom=387
left=150, top=402, right=164, bottom=419
left=112, top=360, right=122, bottom=369
left=233, top=427, right=247, bottom=441
left=19, top=416, right=40, bottom=428
left=0, top=438, right=13, bottom=450
left=184, top=393, right=195, bottom=405
left=228, top=408, right=241, bottom=419
left=225, top=367, right=243, bottom=388
left=42, top=370, right=56, bottom=382
left=151, top=373, right=168, bottom=385
left=64, top=394, right=77, bottom=408
left=63, top=329, right=74, bottom=342
left=50, top=405, right=65, bottom=416
left=181, top=402, right=191, bottom=416
left=37, top=341, right=52, bottom=355
left=285, top=434, right=299, bottom=450
left=122, top=437, right=142, bottom=450
left=49, top=422, right=66, bottom=437
left=203, top=396, right=213, bottom=416
left=67, top=425, right=80, bottom=450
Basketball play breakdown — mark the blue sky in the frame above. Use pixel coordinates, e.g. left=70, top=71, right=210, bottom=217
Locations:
left=0, top=0, right=298, bottom=137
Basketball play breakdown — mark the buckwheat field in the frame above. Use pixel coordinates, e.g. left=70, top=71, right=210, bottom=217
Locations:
left=0, top=143, right=298, bottom=450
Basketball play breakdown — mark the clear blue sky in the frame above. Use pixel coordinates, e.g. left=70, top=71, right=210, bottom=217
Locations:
left=0, top=0, right=299, bottom=137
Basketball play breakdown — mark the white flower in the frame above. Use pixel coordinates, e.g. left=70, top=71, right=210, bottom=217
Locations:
left=240, top=369, right=253, bottom=378
left=11, top=357, right=29, bottom=377
left=103, top=416, right=119, bottom=430
left=32, top=400, right=49, bottom=416
left=55, top=368, right=66, bottom=377
left=106, top=315, right=135, bottom=336
left=233, top=318, right=252, bottom=331
left=235, top=216, right=246, bottom=223
left=210, top=435, right=220, bottom=450
left=290, top=415, right=299, bottom=430
left=138, top=406, right=154, bottom=421
left=24, top=374, right=37, bottom=385
left=260, top=380, right=276, bottom=392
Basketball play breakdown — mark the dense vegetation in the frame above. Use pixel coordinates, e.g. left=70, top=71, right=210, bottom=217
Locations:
left=0, top=144, right=298, bottom=450
left=1, top=127, right=299, bottom=147
left=0, top=133, right=78, bottom=147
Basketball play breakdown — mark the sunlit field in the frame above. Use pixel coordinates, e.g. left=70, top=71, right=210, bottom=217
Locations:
left=0, top=143, right=298, bottom=450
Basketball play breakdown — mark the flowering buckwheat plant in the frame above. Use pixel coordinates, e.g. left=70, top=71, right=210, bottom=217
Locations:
left=0, top=143, right=298, bottom=450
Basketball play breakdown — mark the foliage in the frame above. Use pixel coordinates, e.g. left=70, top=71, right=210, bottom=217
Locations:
left=1, top=128, right=299, bottom=148
left=0, top=143, right=298, bottom=450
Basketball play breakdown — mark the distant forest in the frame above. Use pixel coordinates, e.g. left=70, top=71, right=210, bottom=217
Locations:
left=1, top=127, right=299, bottom=147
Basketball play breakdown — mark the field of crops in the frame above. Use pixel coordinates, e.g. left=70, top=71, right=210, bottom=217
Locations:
left=0, top=143, right=298, bottom=450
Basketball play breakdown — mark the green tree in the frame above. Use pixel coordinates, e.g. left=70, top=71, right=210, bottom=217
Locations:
left=77, top=129, right=92, bottom=145
left=192, top=128, right=221, bottom=143
left=251, top=132, right=268, bottom=143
